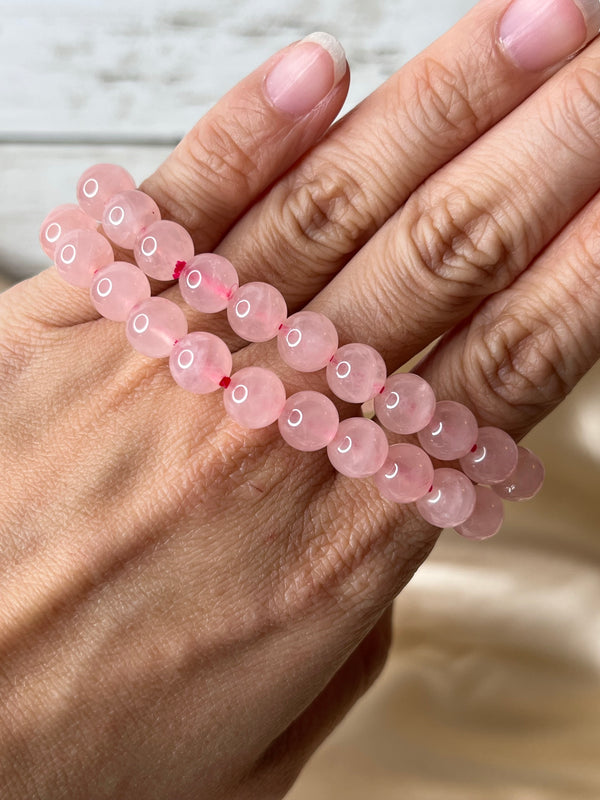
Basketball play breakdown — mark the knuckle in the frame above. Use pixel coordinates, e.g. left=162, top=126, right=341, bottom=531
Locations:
left=397, top=186, right=517, bottom=309
left=408, top=57, right=486, bottom=148
left=552, top=62, right=600, bottom=155
left=282, top=160, right=374, bottom=264
left=468, top=309, right=571, bottom=425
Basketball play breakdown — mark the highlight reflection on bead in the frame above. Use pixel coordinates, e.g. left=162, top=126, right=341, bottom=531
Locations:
left=227, top=282, right=287, bottom=342
left=278, top=391, right=339, bottom=451
left=90, top=261, right=151, bottom=321
left=416, top=468, right=476, bottom=528
left=278, top=311, right=338, bottom=372
left=492, top=446, right=545, bottom=501
left=54, top=229, right=114, bottom=287
left=102, top=190, right=160, bottom=249
left=373, top=443, right=434, bottom=503
left=374, top=373, right=436, bottom=434
left=327, top=417, right=388, bottom=478
left=169, top=332, right=232, bottom=394
left=223, top=367, right=286, bottom=428
left=40, top=204, right=97, bottom=259
left=326, top=343, right=387, bottom=403
left=76, top=164, right=136, bottom=220
left=125, top=297, right=188, bottom=358
left=417, top=401, right=478, bottom=460
left=134, top=220, right=194, bottom=281
left=179, top=254, right=239, bottom=313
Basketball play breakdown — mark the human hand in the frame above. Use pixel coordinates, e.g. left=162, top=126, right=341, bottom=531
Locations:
left=2, top=1, right=600, bottom=798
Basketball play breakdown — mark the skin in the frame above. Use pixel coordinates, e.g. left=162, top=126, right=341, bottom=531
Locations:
left=1, top=0, right=600, bottom=796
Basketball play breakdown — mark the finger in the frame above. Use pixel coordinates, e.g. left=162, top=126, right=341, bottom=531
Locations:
left=25, top=34, right=349, bottom=329
left=208, top=0, right=600, bottom=307
left=245, top=607, right=393, bottom=798
left=414, top=187, right=600, bottom=441
left=141, top=32, right=349, bottom=251
left=307, top=36, right=600, bottom=369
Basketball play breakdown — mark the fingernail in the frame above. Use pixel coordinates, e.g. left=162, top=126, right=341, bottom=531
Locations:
left=265, top=32, right=347, bottom=116
left=499, top=0, right=600, bottom=72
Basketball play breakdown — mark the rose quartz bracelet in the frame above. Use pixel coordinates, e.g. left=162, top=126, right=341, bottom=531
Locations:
left=40, top=164, right=545, bottom=541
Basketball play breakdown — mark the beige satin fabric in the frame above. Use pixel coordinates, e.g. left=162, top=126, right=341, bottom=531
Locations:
left=290, top=363, right=600, bottom=799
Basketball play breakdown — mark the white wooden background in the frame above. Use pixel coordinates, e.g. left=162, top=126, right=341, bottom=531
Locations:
left=0, top=0, right=475, bottom=280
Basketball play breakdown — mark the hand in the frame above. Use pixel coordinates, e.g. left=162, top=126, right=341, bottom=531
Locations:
left=2, top=1, right=600, bottom=798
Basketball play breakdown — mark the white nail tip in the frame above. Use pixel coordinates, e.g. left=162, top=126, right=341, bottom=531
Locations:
left=301, top=32, right=347, bottom=86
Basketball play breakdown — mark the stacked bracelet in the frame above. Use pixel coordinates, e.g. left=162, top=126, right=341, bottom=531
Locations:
left=39, top=163, right=545, bottom=541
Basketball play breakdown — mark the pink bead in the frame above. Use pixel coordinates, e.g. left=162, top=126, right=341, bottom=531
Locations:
left=278, top=311, right=338, bottom=372
left=134, top=220, right=195, bottom=281
left=125, top=297, right=188, bottom=358
left=459, top=426, right=519, bottom=485
left=278, top=391, right=339, bottom=451
left=76, top=164, right=136, bottom=220
left=492, top=446, right=545, bottom=501
left=169, top=332, right=232, bottom=394
left=374, top=373, right=436, bottom=435
left=417, top=401, right=478, bottom=460
left=373, top=444, right=434, bottom=503
left=455, top=485, right=504, bottom=540
left=327, top=417, right=388, bottom=478
left=39, top=204, right=97, bottom=259
left=416, top=468, right=476, bottom=528
left=227, top=282, right=287, bottom=342
left=326, top=343, right=387, bottom=403
left=179, top=254, right=239, bottom=313
left=223, top=367, right=286, bottom=429
left=90, top=261, right=151, bottom=321
left=102, top=190, right=160, bottom=249
left=54, top=229, right=114, bottom=287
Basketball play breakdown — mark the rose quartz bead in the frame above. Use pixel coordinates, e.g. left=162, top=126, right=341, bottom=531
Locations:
left=459, top=426, right=519, bottom=485
left=278, top=391, right=339, bottom=451
left=227, top=282, right=287, bottom=342
left=417, top=401, right=478, bottom=460
left=327, top=417, right=388, bottom=478
left=133, top=220, right=195, bottom=281
left=278, top=311, right=338, bottom=372
left=179, top=254, right=239, bottom=313
left=125, top=297, right=188, bottom=358
left=492, top=446, right=545, bottom=501
left=373, top=443, right=434, bottom=504
left=374, top=373, right=436, bottom=435
left=169, top=332, right=232, bottom=394
left=77, top=164, right=136, bottom=220
left=455, top=485, right=504, bottom=540
left=54, top=229, right=114, bottom=287
left=39, top=204, right=97, bottom=259
left=102, top=190, right=160, bottom=249
left=90, top=261, right=151, bottom=321
left=326, top=343, right=387, bottom=403
left=416, top=468, right=476, bottom=528
left=223, top=367, right=286, bottom=429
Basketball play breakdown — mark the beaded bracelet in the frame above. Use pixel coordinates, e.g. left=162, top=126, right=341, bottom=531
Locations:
left=39, top=164, right=545, bottom=540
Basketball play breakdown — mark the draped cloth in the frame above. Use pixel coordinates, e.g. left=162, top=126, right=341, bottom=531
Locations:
left=290, top=363, right=600, bottom=799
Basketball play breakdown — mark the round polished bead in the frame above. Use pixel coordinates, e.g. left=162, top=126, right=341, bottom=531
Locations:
left=169, top=332, right=232, bottom=394
left=125, top=297, right=188, bottom=358
left=417, top=401, right=478, bottom=460
left=54, top=229, right=114, bottom=287
left=133, top=220, right=195, bottom=281
left=227, top=282, right=287, bottom=342
left=77, top=164, right=136, bottom=220
left=278, top=311, right=338, bottom=372
left=374, top=373, right=436, bottom=435
left=90, top=261, right=151, bottom=321
left=278, top=391, right=339, bottom=451
left=416, top=468, right=476, bottom=528
left=223, top=367, right=286, bottom=429
left=39, top=204, right=97, bottom=259
left=492, top=446, right=545, bottom=501
left=326, top=343, right=387, bottom=403
left=373, top=443, right=434, bottom=504
left=455, top=485, right=504, bottom=540
left=459, top=426, right=519, bottom=485
left=179, top=254, right=239, bottom=313
left=102, top=190, right=160, bottom=249
left=327, top=417, right=388, bottom=478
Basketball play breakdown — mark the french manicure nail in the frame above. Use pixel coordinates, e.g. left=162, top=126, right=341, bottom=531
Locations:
left=265, top=32, right=347, bottom=116
left=499, top=0, right=600, bottom=72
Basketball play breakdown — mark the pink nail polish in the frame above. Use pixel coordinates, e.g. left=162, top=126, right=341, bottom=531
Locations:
left=265, top=32, right=347, bottom=117
left=499, top=0, right=599, bottom=72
